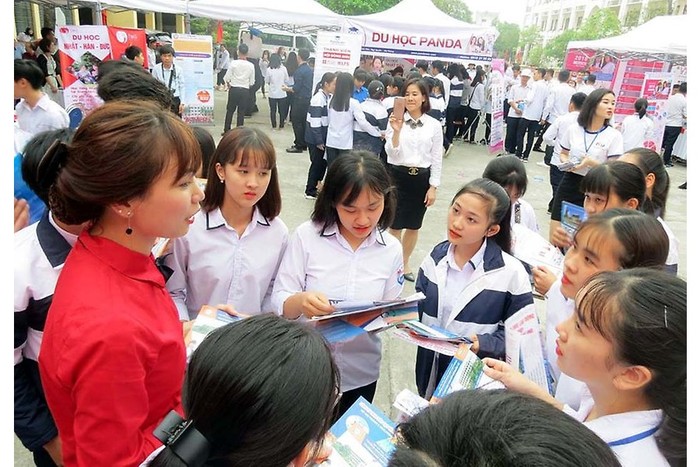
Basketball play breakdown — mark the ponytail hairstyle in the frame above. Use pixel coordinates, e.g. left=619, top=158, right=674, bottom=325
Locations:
left=575, top=269, right=686, bottom=466
left=573, top=208, right=668, bottom=270
left=315, top=71, right=336, bottom=94
left=151, top=314, right=340, bottom=467
left=21, top=128, right=76, bottom=205
left=622, top=148, right=669, bottom=218
left=482, top=155, right=528, bottom=200
left=580, top=161, right=647, bottom=211
left=451, top=178, right=512, bottom=254
left=634, top=97, right=648, bottom=119
left=46, top=100, right=201, bottom=226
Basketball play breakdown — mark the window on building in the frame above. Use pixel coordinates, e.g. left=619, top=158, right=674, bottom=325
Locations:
left=137, top=12, right=146, bottom=29
left=14, top=2, right=32, bottom=37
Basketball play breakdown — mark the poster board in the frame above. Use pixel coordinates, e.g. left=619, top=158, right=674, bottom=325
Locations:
left=172, top=33, right=215, bottom=125
left=312, top=31, right=363, bottom=92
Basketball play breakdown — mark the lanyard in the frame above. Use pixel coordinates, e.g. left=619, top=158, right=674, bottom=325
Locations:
left=583, top=127, right=604, bottom=154
left=607, top=425, right=659, bottom=447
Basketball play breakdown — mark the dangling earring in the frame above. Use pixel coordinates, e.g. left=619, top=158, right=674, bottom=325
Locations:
left=125, top=211, right=133, bottom=235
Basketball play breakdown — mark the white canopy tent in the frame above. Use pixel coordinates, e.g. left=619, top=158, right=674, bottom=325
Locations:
left=567, top=15, right=686, bottom=65
left=342, top=0, right=497, bottom=62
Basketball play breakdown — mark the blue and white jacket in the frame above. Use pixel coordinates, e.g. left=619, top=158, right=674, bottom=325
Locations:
left=353, top=98, right=388, bottom=156
left=414, top=238, right=534, bottom=397
left=305, top=88, right=331, bottom=147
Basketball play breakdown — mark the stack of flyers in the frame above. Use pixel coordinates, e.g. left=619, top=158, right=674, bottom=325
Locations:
left=430, top=344, right=505, bottom=404
left=321, top=397, right=397, bottom=466
left=510, top=223, right=564, bottom=276
left=560, top=201, right=587, bottom=236
left=185, top=306, right=243, bottom=359
left=504, top=308, right=554, bottom=395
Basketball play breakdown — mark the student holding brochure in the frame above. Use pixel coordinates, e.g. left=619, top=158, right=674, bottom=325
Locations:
left=38, top=101, right=205, bottom=466
left=272, top=151, right=403, bottom=416
left=414, top=178, right=534, bottom=399
left=484, top=268, right=686, bottom=467
left=165, top=128, right=288, bottom=319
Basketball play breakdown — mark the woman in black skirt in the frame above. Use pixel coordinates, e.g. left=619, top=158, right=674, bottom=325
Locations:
left=385, top=78, right=444, bottom=282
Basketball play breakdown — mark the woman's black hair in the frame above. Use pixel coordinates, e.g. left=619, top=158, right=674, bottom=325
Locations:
left=285, top=51, right=298, bottom=76
left=470, top=68, right=485, bottom=87
left=191, top=127, right=216, bottom=179
left=623, top=148, right=669, bottom=218
left=401, top=78, right=431, bottom=115
left=21, top=128, right=76, bottom=205
left=577, top=88, right=615, bottom=129
left=634, top=97, right=648, bottom=119
left=573, top=208, right=668, bottom=270
left=389, top=389, right=622, bottom=467
left=482, top=155, right=528, bottom=198
left=575, top=268, right=686, bottom=466
left=315, top=71, right=336, bottom=94
left=151, top=314, right=339, bottom=467
left=269, top=53, right=281, bottom=69
left=312, top=150, right=396, bottom=233
left=379, top=73, right=393, bottom=90
left=451, top=178, right=512, bottom=254
left=330, top=72, right=353, bottom=112
left=580, top=161, right=647, bottom=210
left=203, top=127, right=281, bottom=220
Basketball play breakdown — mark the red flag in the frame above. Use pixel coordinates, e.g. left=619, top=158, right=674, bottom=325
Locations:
left=216, top=21, right=223, bottom=43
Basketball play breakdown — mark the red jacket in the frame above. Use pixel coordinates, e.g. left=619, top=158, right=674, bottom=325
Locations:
left=39, top=232, right=185, bottom=466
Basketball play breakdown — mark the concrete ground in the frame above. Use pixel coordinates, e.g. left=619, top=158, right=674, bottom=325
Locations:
left=14, top=89, right=688, bottom=465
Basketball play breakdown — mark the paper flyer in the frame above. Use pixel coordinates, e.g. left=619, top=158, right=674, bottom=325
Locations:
left=392, top=389, right=429, bottom=424
left=560, top=201, right=587, bottom=236
left=510, top=223, right=564, bottom=276
left=312, top=293, right=424, bottom=322
left=389, top=328, right=460, bottom=356
left=504, top=308, right=554, bottom=395
left=430, top=344, right=505, bottom=404
left=323, top=397, right=396, bottom=467
left=185, top=306, right=243, bottom=359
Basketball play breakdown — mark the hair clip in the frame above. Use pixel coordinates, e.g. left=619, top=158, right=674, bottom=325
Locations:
left=153, top=410, right=210, bottom=467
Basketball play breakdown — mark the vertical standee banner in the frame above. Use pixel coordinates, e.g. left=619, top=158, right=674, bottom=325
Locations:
left=56, top=25, right=109, bottom=128
left=488, top=59, right=505, bottom=154
left=639, top=72, right=674, bottom=154
left=610, top=58, right=668, bottom=127
left=172, top=33, right=215, bottom=125
left=313, top=32, right=363, bottom=92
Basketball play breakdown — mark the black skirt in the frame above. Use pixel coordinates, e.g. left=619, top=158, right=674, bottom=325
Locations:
left=388, top=164, right=430, bottom=230
left=551, top=172, right=585, bottom=222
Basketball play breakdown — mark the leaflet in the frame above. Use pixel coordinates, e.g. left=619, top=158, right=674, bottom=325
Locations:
left=185, top=305, right=243, bottom=359
left=430, top=344, right=505, bottom=403
left=560, top=201, right=587, bottom=236
left=392, top=389, right=429, bottom=424
left=323, top=397, right=397, bottom=467
left=511, top=223, right=564, bottom=276
left=504, top=307, right=554, bottom=395
left=313, top=293, right=424, bottom=321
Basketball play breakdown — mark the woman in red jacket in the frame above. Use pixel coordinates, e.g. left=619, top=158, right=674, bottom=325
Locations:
left=38, top=101, right=204, bottom=466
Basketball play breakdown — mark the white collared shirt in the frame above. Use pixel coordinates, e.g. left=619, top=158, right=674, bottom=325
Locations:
left=15, top=94, right=69, bottom=136
left=385, top=112, right=443, bottom=187
left=522, top=79, right=548, bottom=121
left=439, top=242, right=485, bottom=328
left=151, top=63, right=185, bottom=98
left=265, top=66, right=289, bottom=99
left=271, top=220, right=403, bottom=392
left=543, top=111, right=580, bottom=165
left=665, top=92, right=686, bottom=127
left=544, top=279, right=573, bottom=382
left=327, top=98, right=376, bottom=150
left=559, top=124, right=624, bottom=176
left=223, top=59, right=255, bottom=89
left=506, top=84, right=530, bottom=118
left=564, top=389, right=669, bottom=467
left=434, top=72, right=451, bottom=105
left=621, top=114, right=654, bottom=151
left=544, top=81, right=576, bottom=123
left=165, top=207, right=289, bottom=320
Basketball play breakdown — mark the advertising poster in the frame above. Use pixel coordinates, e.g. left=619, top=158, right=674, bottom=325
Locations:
left=639, top=72, right=674, bottom=153
left=564, top=48, right=596, bottom=72
left=488, top=58, right=505, bottom=154
left=56, top=25, right=109, bottom=128
left=313, top=32, right=363, bottom=91
left=611, top=59, right=668, bottom=127
left=108, top=27, right=148, bottom=69
left=172, top=33, right=215, bottom=125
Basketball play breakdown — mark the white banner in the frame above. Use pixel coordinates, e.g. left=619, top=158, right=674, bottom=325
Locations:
left=312, top=32, right=363, bottom=91
left=172, top=33, right=215, bottom=125
left=489, top=59, right=505, bottom=154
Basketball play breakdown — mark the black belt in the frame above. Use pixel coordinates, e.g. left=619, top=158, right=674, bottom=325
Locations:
left=391, top=165, right=429, bottom=176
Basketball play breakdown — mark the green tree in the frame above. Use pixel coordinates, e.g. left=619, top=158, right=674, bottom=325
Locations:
left=492, top=19, right=519, bottom=61
left=527, top=45, right=544, bottom=66
left=432, top=0, right=472, bottom=22
left=316, top=0, right=398, bottom=15
left=576, top=8, right=621, bottom=40
left=543, top=29, right=578, bottom=65
left=518, top=25, right=541, bottom=50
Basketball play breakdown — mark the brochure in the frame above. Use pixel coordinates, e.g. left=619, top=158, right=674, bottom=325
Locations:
left=504, top=307, right=554, bottom=395
left=392, top=389, right=429, bottom=424
left=560, top=201, right=587, bottom=236
left=389, top=328, right=461, bottom=356
left=185, top=305, right=243, bottom=359
left=312, top=293, right=424, bottom=322
left=511, top=223, right=564, bottom=276
left=323, top=397, right=397, bottom=467
left=430, top=344, right=505, bottom=403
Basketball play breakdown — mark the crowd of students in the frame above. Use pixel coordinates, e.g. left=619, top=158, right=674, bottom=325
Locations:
left=14, top=51, right=687, bottom=467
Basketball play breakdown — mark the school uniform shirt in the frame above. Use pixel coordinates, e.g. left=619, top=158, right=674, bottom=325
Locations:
left=564, top=388, right=669, bottom=467
left=147, top=47, right=156, bottom=71
left=576, top=83, right=596, bottom=96
left=559, top=124, right=624, bottom=176
left=544, top=279, right=573, bottom=383
left=506, top=84, right=530, bottom=119
left=621, top=114, right=654, bottom=151
left=327, top=98, right=376, bottom=150
left=447, top=76, right=463, bottom=109
left=165, top=207, right=289, bottom=321
left=38, top=232, right=186, bottom=466
left=271, top=220, right=403, bottom=392
left=151, top=63, right=185, bottom=98
left=415, top=239, right=534, bottom=397
left=522, top=79, right=549, bottom=122
left=543, top=111, right=580, bottom=166
left=657, top=217, right=679, bottom=275
left=353, top=98, right=388, bottom=154
left=265, top=66, right=290, bottom=99
left=14, top=212, right=78, bottom=453
left=306, top=88, right=331, bottom=147
left=385, top=112, right=443, bottom=188
left=224, top=59, right=255, bottom=89
left=427, top=94, right=446, bottom=126
left=511, top=198, right=538, bottom=232
left=382, top=95, right=396, bottom=114
left=461, top=82, right=485, bottom=110
left=15, top=94, right=69, bottom=136
left=544, top=81, right=576, bottom=124
left=664, top=92, right=686, bottom=127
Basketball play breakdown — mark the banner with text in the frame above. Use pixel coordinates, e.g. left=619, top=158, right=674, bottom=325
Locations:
left=172, top=33, right=215, bottom=125
left=488, top=59, right=505, bottom=154
left=313, top=32, right=363, bottom=92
